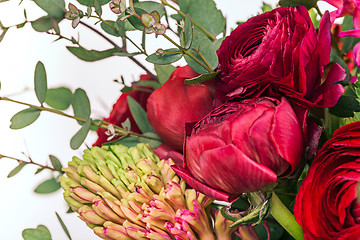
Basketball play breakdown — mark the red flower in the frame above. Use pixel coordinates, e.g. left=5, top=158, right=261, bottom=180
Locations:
left=93, top=74, right=153, bottom=146
left=294, top=121, right=360, bottom=239
left=147, top=65, right=214, bottom=151
left=216, top=6, right=345, bottom=108
left=172, top=97, right=304, bottom=202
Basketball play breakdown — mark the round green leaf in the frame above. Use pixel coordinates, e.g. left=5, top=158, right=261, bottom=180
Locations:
left=10, top=108, right=41, bottom=129
left=22, top=225, right=52, bottom=240
left=146, top=48, right=183, bottom=65
left=127, top=8, right=147, bottom=30
left=70, top=119, right=92, bottom=150
left=72, top=88, right=90, bottom=122
left=45, top=87, right=72, bottom=110
left=33, top=0, right=65, bottom=18
left=31, top=16, right=53, bottom=32
left=34, top=61, right=47, bottom=104
left=34, top=178, right=61, bottom=194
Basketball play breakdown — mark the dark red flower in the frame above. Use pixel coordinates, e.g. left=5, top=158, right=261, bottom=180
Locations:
left=93, top=74, right=153, bottom=146
left=147, top=65, right=214, bottom=151
left=172, top=97, right=304, bottom=202
left=216, top=6, right=345, bottom=108
left=294, top=121, right=360, bottom=239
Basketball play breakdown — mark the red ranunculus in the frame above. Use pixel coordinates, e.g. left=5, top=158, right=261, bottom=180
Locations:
left=172, top=97, right=304, bottom=202
left=294, top=121, right=360, bottom=239
left=93, top=74, right=153, bottom=146
left=216, top=6, right=345, bottom=108
left=147, top=65, right=214, bottom=151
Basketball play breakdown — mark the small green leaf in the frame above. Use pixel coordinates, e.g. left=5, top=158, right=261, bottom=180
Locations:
left=329, top=95, right=360, bottom=117
left=17, top=22, right=26, bottom=29
left=35, top=168, right=45, bottom=175
left=70, top=118, right=92, bottom=149
left=278, top=0, right=318, bottom=10
left=22, top=225, right=52, bottom=240
left=262, top=2, right=273, bottom=12
left=134, top=1, right=165, bottom=17
left=181, top=14, right=193, bottom=49
left=113, top=52, right=142, bottom=57
left=184, top=30, right=218, bottom=74
left=10, top=108, right=41, bottom=129
left=34, top=178, right=61, bottom=194
left=45, top=87, right=72, bottom=110
left=55, top=212, right=72, bottom=240
left=33, top=0, right=65, bottom=18
left=127, top=96, right=153, bottom=133
left=94, top=0, right=102, bottom=16
left=49, top=155, right=63, bottom=173
left=66, top=46, right=121, bottom=62
left=137, top=132, right=162, bottom=148
left=76, top=0, right=110, bottom=7
left=121, top=118, right=131, bottom=130
left=154, top=64, right=176, bottom=85
left=34, top=61, right=47, bottom=104
left=212, top=36, right=225, bottom=51
left=31, top=16, right=61, bottom=32
left=72, top=88, right=91, bottom=122
left=133, top=80, right=160, bottom=89
left=100, top=20, right=121, bottom=37
left=127, top=8, right=147, bottom=30
left=185, top=71, right=220, bottom=84
left=104, top=136, right=139, bottom=147
left=7, top=162, right=27, bottom=178
left=146, top=48, right=183, bottom=65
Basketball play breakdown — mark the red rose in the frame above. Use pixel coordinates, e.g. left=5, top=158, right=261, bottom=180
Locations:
left=216, top=6, right=345, bottom=108
left=172, top=97, right=304, bottom=202
left=294, top=121, right=360, bottom=239
left=147, top=65, right=214, bottom=151
left=93, top=74, right=153, bottom=146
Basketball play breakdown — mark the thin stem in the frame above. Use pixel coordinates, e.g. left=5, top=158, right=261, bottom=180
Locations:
left=162, top=33, right=214, bottom=72
left=161, top=0, right=216, bottom=41
left=0, top=154, right=58, bottom=172
left=79, top=21, right=158, bottom=81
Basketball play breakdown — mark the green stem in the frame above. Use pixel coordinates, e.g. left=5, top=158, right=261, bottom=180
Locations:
left=162, top=33, right=214, bottom=73
left=161, top=0, right=216, bottom=41
left=270, top=193, right=304, bottom=240
left=0, top=154, right=58, bottom=172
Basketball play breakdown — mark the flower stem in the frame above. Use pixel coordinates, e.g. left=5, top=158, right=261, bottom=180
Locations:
left=0, top=154, right=58, bottom=172
left=270, top=193, right=304, bottom=240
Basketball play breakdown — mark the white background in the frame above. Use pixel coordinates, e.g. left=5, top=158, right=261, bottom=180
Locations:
left=0, top=0, right=332, bottom=239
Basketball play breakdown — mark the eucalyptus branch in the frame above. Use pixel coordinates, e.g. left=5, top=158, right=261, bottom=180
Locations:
left=0, top=154, right=58, bottom=172
left=0, top=96, right=161, bottom=142
left=79, top=20, right=158, bottom=81
left=160, top=0, right=216, bottom=41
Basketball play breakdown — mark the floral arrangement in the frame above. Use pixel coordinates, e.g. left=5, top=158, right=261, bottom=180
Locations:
left=0, top=0, right=360, bottom=239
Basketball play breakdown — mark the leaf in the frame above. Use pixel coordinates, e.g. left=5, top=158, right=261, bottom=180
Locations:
left=94, top=0, right=102, bottom=16
left=113, top=52, right=142, bottom=57
left=177, top=0, right=225, bottom=36
left=137, top=132, right=162, bottom=148
left=35, top=168, right=45, bottom=175
left=133, top=80, right=161, bottom=89
left=134, top=1, right=165, bottom=17
left=212, top=36, right=225, bottom=50
left=329, top=95, right=360, bottom=117
left=45, top=87, right=72, bottom=110
left=101, top=20, right=121, bottom=37
left=76, top=0, right=110, bottom=7
left=155, top=64, right=176, bottom=85
left=146, top=48, right=183, bottom=65
left=31, top=16, right=53, bottom=32
left=49, top=155, right=63, bottom=173
left=10, top=108, right=41, bottom=129
left=104, top=136, right=139, bottom=147
left=342, top=16, right=355, bottom=55
left=72, top=88, right=91, bottom=122
left=70, top=118, right=92, bottom=149
left=55, top=212, right=72, bottom=240
left=34, top=178, right=61, bottom=194
left=34, top=61, right=47, bottom=104
left=7, top=162, right=27, bottom=178
left=278, top=0, right=318, bottom=10
left=22, top=225, right=52, bottom=240
left=185, top=71, right=220, bottom=84
left=127, top=8, right=147, bottom=30
left=66, top=46, right=121, bottom=62
left=33, top=0, right=65, bottom=18
left=262, top=2, right=273, bottom=12
left=127, top=96, right=153, bottom=133
left=184, top=30, right=218, bottom=74
left=180, top=14, right=193, bottom=49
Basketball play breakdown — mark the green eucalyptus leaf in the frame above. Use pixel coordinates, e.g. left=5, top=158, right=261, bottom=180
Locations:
left=10, top=108, right=41, bottom=129
left=146, top=48, right=183, bottom=65
left=127, top=96, right=153, bottom=133
left=35, top=168, right=45, bottom=175
left=55, top=212, right=72, bottom=240
left=134, top=1, right=165, bottom=16
left=34, top=61, right=47, bottom=104
left=76, top=0, right=110, bottom=6
left=22, top=225, right=52, bottom=240
left=184, top=30, right=218, bottom=74
left=31, top=16, right=53, bottom=32
left=137, top=132, right=161, bottom=148
left=70, top=118, right=92, bottom=149
left=101, top=20, right=121, bottom=37
left=177, top=0, right=225, bottom=37
left=154, top=64, right=176, bottom=85
left=33, top=0, right=65, bottom=18
left=104, top=136, right=139, bottom=147
left=212, top=36, right=225, bottom=50
left=184, top=71, right=219, bottom=84
left=133, top=80, right=160, bottom=89
left=180, top=14, right=193, bottom=49
left=262, top=2, right=273, bottom=12
left=72, top=88, right=91, bottom=122
left=127, top=8, right=147, bottom=30
left=329, top=95, right=360, bottom=117
left=94, top=0, right=102, bottom=16
left=34, top=178, right=61, bottom=194
left=49, top=155, right=63, bottom=173
left=113, top=52, right=142, bottom=57
left=45, top=87, right=72, bottom=110
left=278, top=0, right=318, bottom=10
left=66, top=46, right=121, bottom=62
left=7, top=162, right=27, bottom=178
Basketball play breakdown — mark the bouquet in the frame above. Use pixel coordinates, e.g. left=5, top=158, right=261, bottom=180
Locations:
left=0, top=0, right=360, bottom=239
